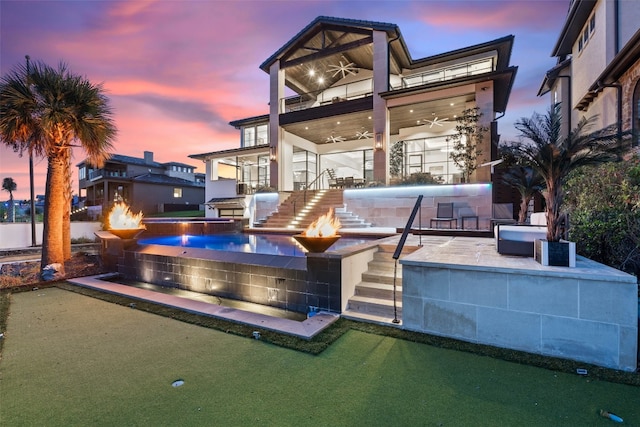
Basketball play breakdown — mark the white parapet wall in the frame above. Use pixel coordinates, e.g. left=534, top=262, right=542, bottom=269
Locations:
left=343, top=183, right=493, bottom=229
left=0, top=222, right=102, bottom=250
left=400, top=238, right=638, bottom=371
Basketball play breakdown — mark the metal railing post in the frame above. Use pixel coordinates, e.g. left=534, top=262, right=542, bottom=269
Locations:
left=391, top=195, right=423, bottom=324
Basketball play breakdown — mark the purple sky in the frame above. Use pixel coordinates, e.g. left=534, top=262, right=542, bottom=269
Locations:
left=0, top=0, right=568, bottom=200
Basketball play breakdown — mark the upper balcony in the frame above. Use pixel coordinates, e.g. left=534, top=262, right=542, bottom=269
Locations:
left=394, top=58, right=495, bottom=90
left=282, top=78, right=373, bottom=113
left=87, top=168, right=128, bottom=182
left=279, top=57, right=495, bottom=113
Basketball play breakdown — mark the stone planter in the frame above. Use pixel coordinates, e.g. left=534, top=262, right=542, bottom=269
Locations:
left=534, top=239, right=576, bottom=267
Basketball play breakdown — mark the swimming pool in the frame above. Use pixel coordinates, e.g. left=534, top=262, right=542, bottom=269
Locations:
left=138, top=232, right=373, bottom=257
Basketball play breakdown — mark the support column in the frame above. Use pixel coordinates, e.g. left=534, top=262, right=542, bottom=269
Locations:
left=372, top=30, right=390, bottom=185
left=269, top=61, right=285, bottom=190
left=475, top=82, right=494, bottom=183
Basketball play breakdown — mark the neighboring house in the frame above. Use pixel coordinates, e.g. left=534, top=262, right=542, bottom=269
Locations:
left=77, top=150, right=205, bottom=215
left=190, top=16, right=518, bottom=218
left=538, top=0, right=640, bottom=145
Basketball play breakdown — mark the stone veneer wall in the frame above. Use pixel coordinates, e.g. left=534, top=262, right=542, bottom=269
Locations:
left=401, top=259, right=638, bottom=371
left=118, top=245, right=343, bottom=314
left=343, top=183, right=493, bottom=229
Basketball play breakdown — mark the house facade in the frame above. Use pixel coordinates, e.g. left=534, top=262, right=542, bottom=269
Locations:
left=190, top=17, right=517, bottom=218
left=538, top=0, right=640, bottom=144
left=77, top=150, right=205, bottom=215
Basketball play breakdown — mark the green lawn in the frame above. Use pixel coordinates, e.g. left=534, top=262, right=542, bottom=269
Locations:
left=1, top=288, right=638, bottom=426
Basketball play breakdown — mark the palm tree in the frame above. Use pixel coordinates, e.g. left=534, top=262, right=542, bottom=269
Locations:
left=0, top=60, right=116, bottom=275
left=2, top=177, right=17, bottom=222
left=512, top=103, right=625, bottom=242
left=499, top=166, right=544, bottom=224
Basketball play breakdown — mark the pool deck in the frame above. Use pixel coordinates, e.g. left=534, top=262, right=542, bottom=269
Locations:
left=66, top=273, right=340, bottom=340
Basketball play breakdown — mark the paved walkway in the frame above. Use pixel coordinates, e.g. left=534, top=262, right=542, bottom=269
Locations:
left=66, top=274, right=339, bottom=340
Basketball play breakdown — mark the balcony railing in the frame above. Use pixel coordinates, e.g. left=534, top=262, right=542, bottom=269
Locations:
left=281, top=78, right=373, bottom=113
left=88, top=169, right=127, bottom=181
left=393, top=58, right=495, bottom=90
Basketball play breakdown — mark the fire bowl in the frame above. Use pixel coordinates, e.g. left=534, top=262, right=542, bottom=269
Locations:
left=108, top=228, right=145, bottom=240
left=292, top=234, right=341, bottom=253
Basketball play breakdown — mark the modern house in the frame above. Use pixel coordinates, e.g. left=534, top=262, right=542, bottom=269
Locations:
left=190, top=16, right=518, bottom=224
left=538, top=0, right=640, bottom=144
left=77, top=150, right=205, bottom=215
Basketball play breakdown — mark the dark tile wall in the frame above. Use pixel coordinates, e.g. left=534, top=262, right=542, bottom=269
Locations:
left=118, top=249, right=343, bottom=314
left=141, top=219, right=243, bottom=236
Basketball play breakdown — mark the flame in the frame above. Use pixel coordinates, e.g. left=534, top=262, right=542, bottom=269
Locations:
left=108, top=202, right=146, bottom=230
left=302, top=208, right=341, bottom=237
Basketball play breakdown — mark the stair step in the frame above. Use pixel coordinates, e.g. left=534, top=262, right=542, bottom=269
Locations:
left=355, top=281, right=402, bottom=299
left=347, top=295, right=402, bottom=317
left=341, top=310, right=402, bottom=327
left=361, top=271, right=399, bottom=285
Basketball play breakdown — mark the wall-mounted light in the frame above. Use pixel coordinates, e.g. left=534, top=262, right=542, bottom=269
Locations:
left=374, top=133, right=383, bottom=150
left=269, top=146, right=277, bottom=161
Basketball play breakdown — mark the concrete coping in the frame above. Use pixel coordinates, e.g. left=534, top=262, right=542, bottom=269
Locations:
left=67, top=274, right=339, bottom=340
left=400, top=236, right=637, bottom=284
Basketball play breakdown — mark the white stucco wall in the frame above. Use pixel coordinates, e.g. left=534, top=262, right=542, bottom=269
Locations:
left=0, top=222, right=102, bottom=250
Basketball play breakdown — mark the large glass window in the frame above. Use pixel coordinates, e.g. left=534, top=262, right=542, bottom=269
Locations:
left=242, top=124, right=269, bottom=147
left=321, top=149, right=372, bottom=187
left=292, top=148, right=317, bottom=190
left=400, top=136, right=462, bottom=183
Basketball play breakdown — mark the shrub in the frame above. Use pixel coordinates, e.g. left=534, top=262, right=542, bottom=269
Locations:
left=564, top=156, right=640, bottom=278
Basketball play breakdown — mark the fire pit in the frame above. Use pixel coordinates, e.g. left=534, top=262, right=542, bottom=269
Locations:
left=292, top=208, right=341, bottom=253
left=107, top=202, right=146, bottom=239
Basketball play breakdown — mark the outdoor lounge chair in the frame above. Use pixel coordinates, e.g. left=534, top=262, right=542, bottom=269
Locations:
left=490, top=203, right=517, bottom=228
left=430, top=202, right=457, bottom=229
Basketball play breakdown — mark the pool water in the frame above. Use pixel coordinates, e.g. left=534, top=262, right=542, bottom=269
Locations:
left=139, top=232, right=372, bottom=257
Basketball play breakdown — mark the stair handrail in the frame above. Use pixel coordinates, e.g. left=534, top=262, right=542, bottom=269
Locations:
left=391, top=195, right=423, bottom=324
left=291, top=168, right=332, bottom=216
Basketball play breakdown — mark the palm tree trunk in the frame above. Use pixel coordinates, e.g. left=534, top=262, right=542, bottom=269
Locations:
left=41, top=153, right=66, bottom=275
left=544, top=179, right=564, bottom=242
left=63, top=149, right=72, bottom=260
left=518, top=197, right=529, bottom=224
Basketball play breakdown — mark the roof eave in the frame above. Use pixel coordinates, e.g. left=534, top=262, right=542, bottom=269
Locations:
left=551, top=0, right=597, bottom=57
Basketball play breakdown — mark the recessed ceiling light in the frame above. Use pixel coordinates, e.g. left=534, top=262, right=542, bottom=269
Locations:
left=305, top=126, right=308, bottom=130
left=318, top=77, right=324, bottom=84
left=336, top=121, right=340, bottom=125
left=309, top=70, right=315, bottom=77
left=409, top=109, right=414, bottom=113
left=450, top=103, right=454, bottom=106
left=368, top=116, right=372, bottom=120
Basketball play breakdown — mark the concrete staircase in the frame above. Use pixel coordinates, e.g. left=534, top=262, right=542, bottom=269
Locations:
left=342, top=244, right=419, bottom=326
left=256, top=189, right=370, bottom=229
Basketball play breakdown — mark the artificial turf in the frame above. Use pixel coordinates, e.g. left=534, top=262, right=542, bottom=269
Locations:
left=1, top=287, right=638, bottom=426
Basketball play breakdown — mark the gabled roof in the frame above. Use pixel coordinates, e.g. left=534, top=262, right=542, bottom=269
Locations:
left=77, top=153, right=163, bottom=168
left=537, top=57, right=572, bottom=96
left=551, top=0, right=596, bottom=57
left=260, top=16, right=403, bottom=72
left=189, top=144, right=269, bottom=161
left=229, top=114, right=270, bottom=129
left=409, top=35, right=515, bottom=72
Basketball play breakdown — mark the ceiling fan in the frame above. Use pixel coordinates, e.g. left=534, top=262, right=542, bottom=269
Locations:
left=355, top=129, right=371, bottom=139
left=326, top=134, right=346, bottom=143
left=327, top=60, right=358, bottom=79
left=425, top=116, right=449, bottom=128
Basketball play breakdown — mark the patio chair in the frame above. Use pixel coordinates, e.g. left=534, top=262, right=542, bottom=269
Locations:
left=430, top=202, right=457, bottom=229
left=490, top=203, right=517, bottom=229
left=344, top=176, right=355, bottom=188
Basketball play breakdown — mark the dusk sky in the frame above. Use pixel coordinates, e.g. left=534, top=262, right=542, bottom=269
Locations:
left=0, top=0, right=569, bottom=200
